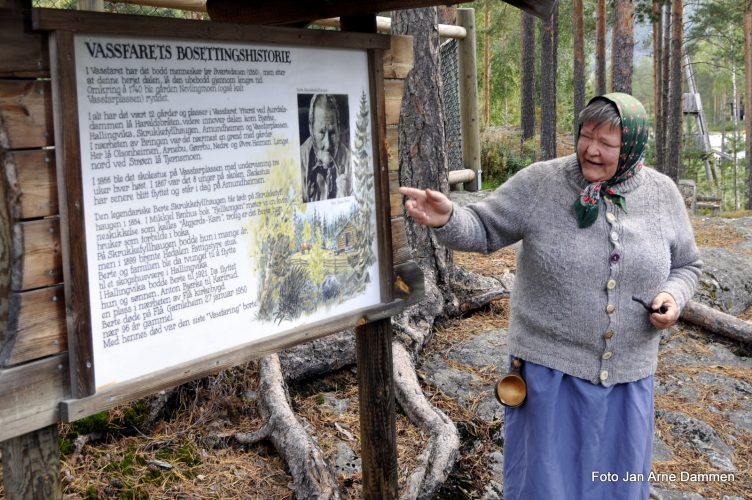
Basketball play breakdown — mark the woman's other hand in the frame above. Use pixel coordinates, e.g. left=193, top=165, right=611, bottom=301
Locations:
left=650, top=292, right=679, bottom=329
left=399, top=187, right=453, bottom=228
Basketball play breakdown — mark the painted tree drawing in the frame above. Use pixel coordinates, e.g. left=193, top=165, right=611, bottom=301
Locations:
left=248, top=90, right=376, bottom=324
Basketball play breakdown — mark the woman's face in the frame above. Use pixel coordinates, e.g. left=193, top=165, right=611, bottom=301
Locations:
left=577, top=121, right=622, bottom=183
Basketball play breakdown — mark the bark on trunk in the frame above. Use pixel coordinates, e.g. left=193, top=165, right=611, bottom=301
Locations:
left=611, top=0, right=635, bottom=94
left=436, top=5, right=456, bottom=25
left=573, top=0, right=585, bottom=140
left=745, top=8, right=752, bottom=209
left=665, top=0, right=683, bottom=181
left=653, top=0, right=663, bottom=169
left=520, top=12, right=536, bottom=142
left=539, top=5, right=558, bottom=161
left=483, top=5, right=491, bottom=128
left=393, top=8, right=452, bottom=298
left=660, top=2, right=671, bottom=172
left=596, top=0, right=607, bottom=95
left=682, top=301, right=752, bottom=344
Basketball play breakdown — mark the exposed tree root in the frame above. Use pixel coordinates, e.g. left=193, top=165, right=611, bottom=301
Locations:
left=393, top=342, right=460, bottom=499
left=682, top=300, right=752, bottom=344
left=450, top=265, right=513, bottom=314
left=246, top=354, right=340, bottom=499
left=279, top=330, right=356, bottom=383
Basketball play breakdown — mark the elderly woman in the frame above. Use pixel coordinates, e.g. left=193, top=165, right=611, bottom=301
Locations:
left=400, top=93, right=702, bottom=499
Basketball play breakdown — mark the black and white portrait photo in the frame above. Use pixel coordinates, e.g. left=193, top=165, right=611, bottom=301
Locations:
left=298, top=93, right=352, bottom=203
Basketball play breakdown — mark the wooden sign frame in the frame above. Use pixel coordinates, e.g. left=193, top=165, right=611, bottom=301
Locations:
left=32, top=8, right=403, bottom=419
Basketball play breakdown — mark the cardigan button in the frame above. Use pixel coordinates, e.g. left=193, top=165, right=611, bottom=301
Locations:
left=606, top=212, right=616, bottom=223
left=599, top=370, right=609, bottom=381
left=610, top=253, right=620, bottom=263
left=610, top=231, right=619, bottom=242
left=607, top=279, right=616, bottom=290
left=603, top=330, right=614, bottom=339
left=602, top=351, right=613, bottom=360
left=606, top=304, right=616, bottom=314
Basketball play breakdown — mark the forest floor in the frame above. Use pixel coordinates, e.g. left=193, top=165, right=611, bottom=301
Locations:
left=1, top=214, right=751, bottom=500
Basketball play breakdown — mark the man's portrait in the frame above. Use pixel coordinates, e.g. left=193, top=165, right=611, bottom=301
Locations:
left=298, top=94, right=352, bottom=203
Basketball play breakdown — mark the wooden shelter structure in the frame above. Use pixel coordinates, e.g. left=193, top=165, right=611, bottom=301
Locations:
left=0, top=0, right=557, bottom=498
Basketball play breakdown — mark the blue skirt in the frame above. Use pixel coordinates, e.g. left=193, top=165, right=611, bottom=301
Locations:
left=503, top=360, right=654, bottom=500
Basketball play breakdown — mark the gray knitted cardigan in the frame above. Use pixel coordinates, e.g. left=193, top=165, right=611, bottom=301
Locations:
left=433, top=154, right=702, bottom=386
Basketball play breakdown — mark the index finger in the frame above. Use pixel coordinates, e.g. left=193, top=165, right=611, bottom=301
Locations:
left=398, top=186, right=427, bottom=200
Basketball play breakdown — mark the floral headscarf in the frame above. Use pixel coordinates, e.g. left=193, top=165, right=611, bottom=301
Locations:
left=574, top=92, right=649, bottom=228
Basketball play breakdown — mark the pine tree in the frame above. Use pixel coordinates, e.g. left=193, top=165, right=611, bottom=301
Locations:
left=348, top=91, right=376, bottom=291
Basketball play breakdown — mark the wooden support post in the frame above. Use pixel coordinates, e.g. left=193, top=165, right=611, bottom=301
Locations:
left=0, top=424, right=62, bottom=500
left=457, top=8, right=481, bottom=192
left=341, top=13, right=398, bottom=500
left=355, top=319, right=398, bottom=499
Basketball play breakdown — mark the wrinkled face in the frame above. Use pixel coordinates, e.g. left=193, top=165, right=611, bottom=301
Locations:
left=577, top=121, right=622, bottom=183
left=311, top=104, right=339, bottom=162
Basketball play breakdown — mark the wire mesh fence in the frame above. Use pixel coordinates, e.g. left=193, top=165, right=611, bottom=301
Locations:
left=32, top=0, right=208, bottom=19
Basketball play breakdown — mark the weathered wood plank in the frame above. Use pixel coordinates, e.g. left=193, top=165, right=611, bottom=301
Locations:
left=386, top=125, right=399, bottom=171
left=0, top=80, right=54, bottom=150
left=391, top=216, right=411, bottom=266
left=60, top=297, right=411, bottom=421
left=0, top=353, right=69, bottom=442
left=205, top=0, right=467, bottom=25
left=3, top=149, right=58, bottom=219
left=0, top=154, right=10, bottom=349
left=0, top=424, right=62, bottom=500
left=367, top=47, right=394, bottom=302
left=0, top=10, right=50, bottom=79
left=389, top=171, right=402, bottom=218
left=1, top=285, right=66, bottom=367
left=49, top=30, right=96, bottom=398
left=384, top=79, right=404, bottom=126
left=383, top=35, right=413, bottom=79
left=355, top=317, right=397, bottom=500
left=32, top=8, right=391, bottom=50
left=11, top=218, right=62, bottom=291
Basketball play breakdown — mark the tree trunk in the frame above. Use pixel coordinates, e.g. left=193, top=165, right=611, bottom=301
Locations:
left=596, top=0, right=607, bottom=95
left=392, top=7, right=462, bottom=494
left=611, top=0, right=635, bottom=94
left=540, top=5, right=558, bottom=160
left=573, top=0, right=585, bottom=140
left=745, top=7, right=752, bottom=209
left=393, top=8, right=452, bottom=294
left=682, top=301, right=752, bottom=344
left=732, top=65, right=740, bottom=210
left=665, top=0, right=683, bottom=181
left=653, top=0, right=663, bottom=168
left=436, top=5, right=456, bottom=25
left=660, top=2, right=671, bottom=171
left=483, top=4, right=491, bottom=128
left=520, top=12, right=536, bottom=142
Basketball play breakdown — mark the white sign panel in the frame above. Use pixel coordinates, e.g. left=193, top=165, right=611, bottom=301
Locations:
left=74, top=34, right=380, bottom=389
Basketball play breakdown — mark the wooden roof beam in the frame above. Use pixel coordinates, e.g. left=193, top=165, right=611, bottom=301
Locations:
left=206, top=0, right=558, bottom=24
left=87, top=0, right=560, bottom=23
left=206, top=0, right=467, bottom=25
